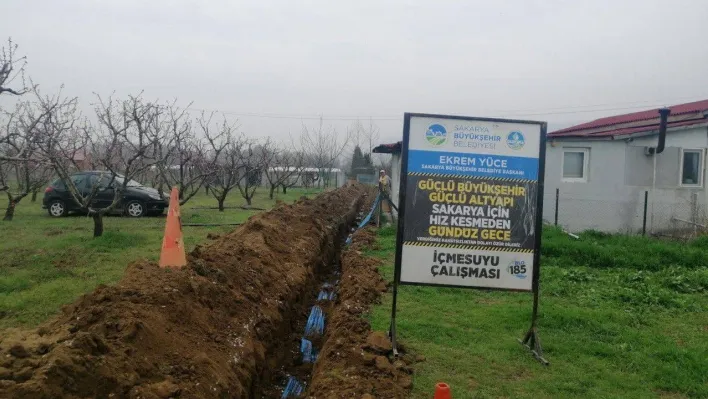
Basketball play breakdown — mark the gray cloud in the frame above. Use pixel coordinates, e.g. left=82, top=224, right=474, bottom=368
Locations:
left=3, top=0, right=707, bottom=144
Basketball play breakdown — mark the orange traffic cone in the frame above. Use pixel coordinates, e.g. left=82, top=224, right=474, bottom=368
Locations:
left=159, top=187, right=187, bottom=268
left=434, top=382, right=451, bottom=399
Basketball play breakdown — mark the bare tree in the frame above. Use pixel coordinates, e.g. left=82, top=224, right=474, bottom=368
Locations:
left=353, top=118, right=380, bottom=155
left=0, top=169, right=8, bottom=194
left=0, top=109, right=18, bottom=193
left=201, top=113, right=241, bottom=211
left=0, top=38, right=32, bottom=192
left=1, top=101, right=53, bottom=220
left=32, top=90, right=90, bottom=210
left=300, top=118, right=351, bottom=189
left=235, top=139, right=268, bottom=206
left=153, top=103, right=217, bottom=205
left=0, top=97, right=59, bottom=164
left=0, top=160, right=8, bottom=193
left=263, top=140, right=305, bottom=199
left=89, top=94, right=170, bottom=236
left=373, top=153, right=393, bottom=176
left=36, top=92, right=169, bottom=237
left=280, top=152, right=307, bottom=195
left=0, top=38, right=31, bottom=97
left=261, top=139, right=280, bottom=199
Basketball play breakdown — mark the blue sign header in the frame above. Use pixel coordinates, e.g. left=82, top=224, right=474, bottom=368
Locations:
left=408, top=149, right=539, bottom=180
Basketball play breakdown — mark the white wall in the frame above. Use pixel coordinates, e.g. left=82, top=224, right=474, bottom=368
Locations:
left=260, top=170, right=346, bottom=189
left=390, top=153, right=401, bottom=217
left=544, top=126, right=708, bottom=233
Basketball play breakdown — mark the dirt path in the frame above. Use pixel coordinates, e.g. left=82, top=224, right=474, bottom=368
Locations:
left=0, top=185, right=366, bottom=398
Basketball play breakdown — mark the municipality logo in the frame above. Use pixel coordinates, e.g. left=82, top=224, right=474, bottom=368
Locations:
left=425, top=124, right=447, bottom=146
left=506, top=131, right=525, bottom=150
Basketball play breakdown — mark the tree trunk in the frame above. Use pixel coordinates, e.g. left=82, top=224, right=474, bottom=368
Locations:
left=3, top=199, right=16, bottom=221
left=282, top=185, right=287, bottom=194
left=31, top=190, right=38, bottom=202
left=218, top=198, right=225, bottom=212
left=205, top=185, right=209, bottom=195
left=93, top=213, right=104, bottom=237
left=269, top=185, right=276, bottom=200
left=246, top=196, right=252, bottom=206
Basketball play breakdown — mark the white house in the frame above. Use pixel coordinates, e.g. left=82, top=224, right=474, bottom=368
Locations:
left=545, top=99, right=708, bottom=234
left=372, top=142, right=401, bottom=216
left=263, top=167, right=345, bottom=189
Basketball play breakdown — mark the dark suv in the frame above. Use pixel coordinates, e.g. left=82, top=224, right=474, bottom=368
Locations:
left=42, top=171, right=169, bottom=217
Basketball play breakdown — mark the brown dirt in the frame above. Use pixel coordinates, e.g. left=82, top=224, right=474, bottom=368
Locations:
left=306, top=228, right=412, bottom=398
left=0, top=185, right=366, bottom=399
left=258, top=186, right=381, bottom=397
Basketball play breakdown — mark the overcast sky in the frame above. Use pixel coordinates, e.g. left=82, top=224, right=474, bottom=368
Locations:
left=3, top=0, right=708, bottom=145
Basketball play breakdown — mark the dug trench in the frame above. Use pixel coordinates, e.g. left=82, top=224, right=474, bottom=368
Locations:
left=0, top=184, right=412, bottom=398
left=261, top=195, right=414, bottom=398
left=305, top=227, right=414, bottom=398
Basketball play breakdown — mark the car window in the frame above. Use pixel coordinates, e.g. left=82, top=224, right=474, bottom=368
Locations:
left=86, top=175, right=100, bottom=189
left=70, top=175, right=87, bottom=190
left=113, top=176, right=143, bottom=187
left=51, top=178, right=66, bottom=189
left=100, top=175, right=118, bottom=187
left=83, top=174, right=114, bottom=190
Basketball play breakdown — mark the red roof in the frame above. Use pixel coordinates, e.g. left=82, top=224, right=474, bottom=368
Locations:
left=550, top=99, right=708, bottom=138
left=372, top=142, right=402, bottom=154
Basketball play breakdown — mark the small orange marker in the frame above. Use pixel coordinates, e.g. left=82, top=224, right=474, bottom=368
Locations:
left=434, top=382, right=451, bottom=399
left=159, top=187, right=186, bottom=268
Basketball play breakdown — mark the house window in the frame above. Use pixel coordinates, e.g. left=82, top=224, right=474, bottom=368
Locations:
left=562, top=149, right=589, bottom=182
left=680, top=149, right=704, bottom=186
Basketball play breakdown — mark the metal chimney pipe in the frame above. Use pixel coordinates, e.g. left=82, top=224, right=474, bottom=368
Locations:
left=654, top=108, right=671, bottom=154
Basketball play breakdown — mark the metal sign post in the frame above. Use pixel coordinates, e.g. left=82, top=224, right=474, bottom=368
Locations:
left=389, top=113, right=548, bottom=364
left=518, top=126, right=548, bottom=365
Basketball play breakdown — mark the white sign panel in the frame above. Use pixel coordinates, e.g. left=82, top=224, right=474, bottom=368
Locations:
left=396, top=114, right=544, bottom=291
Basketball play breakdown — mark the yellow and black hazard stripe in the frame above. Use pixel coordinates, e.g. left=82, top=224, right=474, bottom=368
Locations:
left=403, top=241, right=534, bottom=253
left=407, top=172, right=534, bottom=184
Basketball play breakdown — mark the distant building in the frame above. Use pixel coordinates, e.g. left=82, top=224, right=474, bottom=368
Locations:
left=263, top=167, right=345, bottom=189
left=72, top=150, right=91, bottom=171
left=546, top=99, right=708, bottom=233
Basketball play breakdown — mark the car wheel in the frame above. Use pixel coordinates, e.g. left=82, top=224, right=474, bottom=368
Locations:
left=125, top=201, right=146, bottom=217
left=48, top=200, right=67, bottom=217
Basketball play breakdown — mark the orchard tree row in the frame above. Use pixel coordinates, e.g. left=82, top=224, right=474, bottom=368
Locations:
left=0, top=39, right=377, bottom=237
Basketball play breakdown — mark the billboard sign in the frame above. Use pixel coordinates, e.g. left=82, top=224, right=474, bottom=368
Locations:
left=394, top=113, right=546, bottom=291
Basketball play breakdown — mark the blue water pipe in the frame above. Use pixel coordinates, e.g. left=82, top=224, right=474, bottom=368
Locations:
left=317, top=290, right=335, bottom=301
left=345, top=193, right=381, bottom=245
left=317, top=283, right=336, bottom=301
left=300, top=338, right=318, bottom=363
left=281, top=376, right=304, bottom=398
left=304, top=306, right=325, bottom=337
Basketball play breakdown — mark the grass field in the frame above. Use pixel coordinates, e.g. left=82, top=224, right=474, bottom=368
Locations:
left=367, top=227, right=708, bottom=399
left=0, top=187, right=319, bottom=329
left=3, top=191, right=707, bottom=398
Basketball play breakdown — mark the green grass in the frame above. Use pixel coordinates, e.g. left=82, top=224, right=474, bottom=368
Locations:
left=426, top=136, right=446, bottom=146
left=367, top=226, right=708, bottom=399
left=0, top=187, right=320, bottom=329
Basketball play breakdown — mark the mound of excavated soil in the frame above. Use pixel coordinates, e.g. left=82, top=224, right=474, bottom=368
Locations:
left=0, top=185, right=365, bottom=399
left=307, top=228, right=413, bottom=398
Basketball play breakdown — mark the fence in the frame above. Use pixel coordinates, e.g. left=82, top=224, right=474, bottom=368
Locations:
left=355, top=174, right=377, bottom=185
left=546, top=188, right=708, bottom=239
